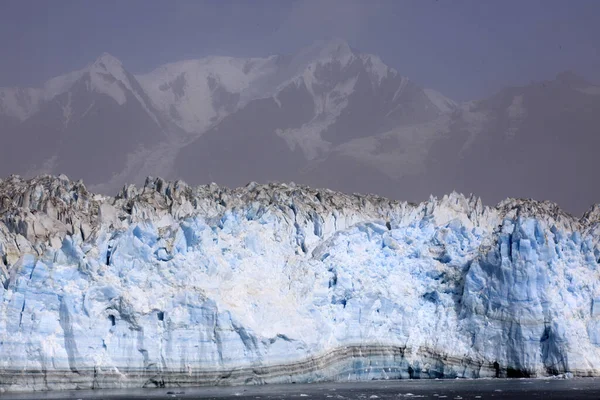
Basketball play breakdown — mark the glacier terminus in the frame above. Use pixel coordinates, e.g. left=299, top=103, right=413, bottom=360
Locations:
left=1, top=175, right=600, bottom=392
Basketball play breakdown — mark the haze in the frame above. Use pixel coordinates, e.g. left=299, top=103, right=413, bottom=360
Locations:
left=1, top=0, right=599, bottom=215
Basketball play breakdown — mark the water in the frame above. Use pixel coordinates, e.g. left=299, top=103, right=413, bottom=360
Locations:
left=3, top=378, right=600, bottom=400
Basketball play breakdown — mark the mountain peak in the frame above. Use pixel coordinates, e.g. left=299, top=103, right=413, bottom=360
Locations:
left=292, top=38, right=354, bottom=68
left=92, top=52, right=123, bottom=72
left=312, top=38, right=352, bottom=57
left=84, top=52, right=140, bottom=106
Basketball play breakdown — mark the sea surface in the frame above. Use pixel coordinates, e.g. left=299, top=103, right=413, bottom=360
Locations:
left=3, top=378, right=600, bottom=400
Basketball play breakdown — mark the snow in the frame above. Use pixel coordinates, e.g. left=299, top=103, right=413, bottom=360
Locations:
left=134, top=39, right=361, bottom=134
left=506, top=95, right=526, bottom=137
left=42, top=69, right=85, bottom=101
left=134, top=39, right=402, bottom=136
left=86, top=53, right=162, bottom=126
left=507, top=95, right=525, bottom=119
left=0, top=68, right=85, bottom=121
left=392, top=77, right=410, bottom=102
left=289, top=38, right=355, bottom=74
left=0, top=55, right=108, bottom=120
left=87, top=54, right=128, bottom=105
left=0, top=88, right=43, bottom=120
left=360, top=54, right=393, bottom=85
left=277, top=76, right=358, bottom=159
left=0, top=53, right=162, bottom=126
left=456, top=103, right=490, bottom=153
left=61, top=92, right=73, bottom=127
left=137, top=56, right=278, bottom=133
left=337, top=116, right=452, bottom=178
left=1, top=175, right=600, bottom=392
left=423, top=88, right=457, bottom=114
left=0, top=41, right=456, bottom=156
left=312, top=38, right=354, bottom=67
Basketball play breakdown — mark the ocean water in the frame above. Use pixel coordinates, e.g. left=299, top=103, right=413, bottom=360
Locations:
left=2, top=378, right=600, bottom=400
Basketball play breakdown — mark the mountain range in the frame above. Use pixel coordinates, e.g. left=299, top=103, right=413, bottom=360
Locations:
left=1, top=38, right=599, bottom=215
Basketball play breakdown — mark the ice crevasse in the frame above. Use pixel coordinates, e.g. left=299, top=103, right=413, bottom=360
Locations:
left=1, top=174, right=600, bottom=391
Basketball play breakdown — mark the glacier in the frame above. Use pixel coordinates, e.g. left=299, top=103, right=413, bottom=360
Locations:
left=1, top=175, right=600, bottom=392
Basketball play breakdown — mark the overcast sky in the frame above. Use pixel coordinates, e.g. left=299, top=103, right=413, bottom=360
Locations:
left=1, top=0, right=599, bottom=100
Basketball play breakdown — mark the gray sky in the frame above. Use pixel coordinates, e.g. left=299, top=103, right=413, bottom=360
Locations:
left=1, top=0, right=599, bottom=100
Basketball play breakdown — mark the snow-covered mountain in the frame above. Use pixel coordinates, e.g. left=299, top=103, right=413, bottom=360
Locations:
left=1, top=40, right=454, bottom=197
left=0, top=53, right=178, bottom=188
left=1, top=40, right=599, bottom=215
left=0, top=39, right=457, bottom=201
left=136, top=38, right=454, bottom=137
left=0, top=53, right=163, bottom=125
left=421, top=71, right=600, bottom=214
left=137, top=55, right=279, bottom=133
left=173, top=39, right=455, bottom=189
left=1, top=175, right=600, bottom=391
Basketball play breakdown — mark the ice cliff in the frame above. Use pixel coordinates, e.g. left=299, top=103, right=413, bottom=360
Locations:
left=1, top=175, right=600, bottom=392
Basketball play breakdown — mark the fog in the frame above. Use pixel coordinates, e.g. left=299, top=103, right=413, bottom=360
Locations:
left=1, top=0, right=599, bottom=215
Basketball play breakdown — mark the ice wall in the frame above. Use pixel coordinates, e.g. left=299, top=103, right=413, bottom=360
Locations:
left=1, top=175, right=599, bottom=391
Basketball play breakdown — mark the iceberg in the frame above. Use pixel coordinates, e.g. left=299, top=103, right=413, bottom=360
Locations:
left=1, top=174, right=600, bottom=392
